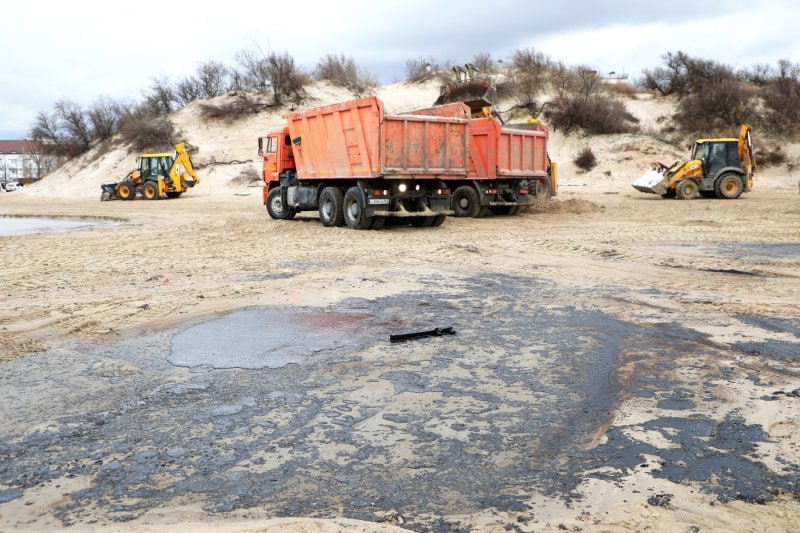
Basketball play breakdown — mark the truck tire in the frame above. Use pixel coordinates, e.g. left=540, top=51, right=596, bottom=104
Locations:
left=452, top=186, right=481, bottom=217
left=676, top=180, right=698, bottom=200
left=489, top=206, right=519, bottom=215
left=430, top=214, right=446, bottom=227
left=343, top=186, right=373, bottom=229
left=370, top=216, right=385, bottom=230
left=533, top=177, right=552, bottom=199
left=117, top=180, right=136, bottom=201
left=715, top=173, right=744, bottom=199
left=142, top=181, right=159, bottom=200
left=410, top=216, right=434, bottom=227
left=319, top=187, right=345, bottom=227
left=266, top=187, right=296, bottom=220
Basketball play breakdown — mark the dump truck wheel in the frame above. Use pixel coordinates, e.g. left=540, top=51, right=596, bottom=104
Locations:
left=370, top=216, right=385, bottom=230
left=117, top=180, right=136, bottom=201
left=430, top=214, right=446, bottom=227
left=715, top=173, right=743, bottom=199
left=489, top=206, right=516, bottom=215
left=410, top=216, right=434, bottom=227
left=343, top=187, right=373, bottom=229
left=533, top=178, right=552, bottom=199
left=142, top=182, right=159, bottom=200
left=319, top=187, right=345, bottom=227
left=266, top=187, right=296, bottom=220
left=676, top=180, right=698, bottom=200
left=452, top=186, right=481, bottom=217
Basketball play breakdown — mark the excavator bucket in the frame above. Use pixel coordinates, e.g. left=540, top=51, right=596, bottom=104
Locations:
left=434, top=78, right=498, bottom=115
left=632, top=167, right=669, bottom=195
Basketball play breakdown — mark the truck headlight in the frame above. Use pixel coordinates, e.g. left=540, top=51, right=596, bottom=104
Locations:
left=398, top=183, right=407, bottom=193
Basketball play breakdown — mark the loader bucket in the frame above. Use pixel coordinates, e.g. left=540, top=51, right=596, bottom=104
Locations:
left=434, top=79, right=498, bottom=115
left=632, top=169, right=669, bottom=195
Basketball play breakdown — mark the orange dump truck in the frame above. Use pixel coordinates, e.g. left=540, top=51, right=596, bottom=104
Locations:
left=259, top=96, right=467, bottom=229
left=259, top=96, right=555, bottom=228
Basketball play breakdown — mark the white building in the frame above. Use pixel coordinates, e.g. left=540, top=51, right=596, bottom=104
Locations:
left=0, top=140, right=59, bottom=185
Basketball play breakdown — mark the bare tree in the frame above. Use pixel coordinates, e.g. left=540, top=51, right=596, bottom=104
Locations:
left=142, top=75, right=176, bottom=116
left=87, top=95, right=128, bottom=141
left=196, top=61, right=229, bottom=98
left=54, top=100, right=93, bottom=150
left=235, top=47, right=272, bottom=93
left=265, top=52, right=309, bottom=105
left=29, top=110, right=65, bottom=153
left=467, top=52, right=496, bottom=75
left=174, top=76, right=201, bottom=106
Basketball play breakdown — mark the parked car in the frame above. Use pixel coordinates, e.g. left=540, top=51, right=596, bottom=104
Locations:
left=3, top=182, right=20, bottom=192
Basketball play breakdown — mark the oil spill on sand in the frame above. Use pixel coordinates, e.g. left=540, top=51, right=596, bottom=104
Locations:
left=1, top=275, right=799, bottom=528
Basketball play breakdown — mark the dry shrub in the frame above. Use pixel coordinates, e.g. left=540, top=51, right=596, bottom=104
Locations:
left=604, top=82, right=638, bottom=98
left=759, top=60, right=800, bottom=136
left=547, top=93, right=639, bottom=134
left=754, top=145, right=788, bottom=167
left=573, top=147, right=598, bottom=171
left=200, top=93, right=264, bottom=122
left=229, top=166, right=260, bottom=185
left=405, top=57, right=440, bottom=83
left=675, top=79, right=755, bottom=134
left=544, top=66, right=638, bottom=134
left=118, top=115, right=175, bottom=152
left=520, top=198, right=602, bottom=215
left=314, top=54, right=377, bottom=97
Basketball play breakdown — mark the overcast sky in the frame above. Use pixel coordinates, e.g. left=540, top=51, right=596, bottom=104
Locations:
left=1, top=0, right=798, bottom=138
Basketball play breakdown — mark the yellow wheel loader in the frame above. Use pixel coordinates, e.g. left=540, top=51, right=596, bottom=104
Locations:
left=101, top=143, right=200, bottom=201
left=633, top=125, right=755, bottom=200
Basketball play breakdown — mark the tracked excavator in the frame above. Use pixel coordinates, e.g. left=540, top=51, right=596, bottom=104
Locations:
left=101, top=143, right=200, bottom=201
left=633, top=125, right=755, bottom=199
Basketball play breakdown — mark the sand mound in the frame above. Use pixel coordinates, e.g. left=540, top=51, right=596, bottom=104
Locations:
left=523, top=198, right=603, bottom=214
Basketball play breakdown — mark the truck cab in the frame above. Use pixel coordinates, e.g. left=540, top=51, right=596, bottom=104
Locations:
left=258, top=127, right=295, bottom=185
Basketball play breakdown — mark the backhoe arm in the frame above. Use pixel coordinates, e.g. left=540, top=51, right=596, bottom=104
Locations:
left=171, top=142, right=200, bottom=189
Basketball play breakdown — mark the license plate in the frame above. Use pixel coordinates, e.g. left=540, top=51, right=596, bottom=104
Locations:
left=368, top=198, right=390, bottom=205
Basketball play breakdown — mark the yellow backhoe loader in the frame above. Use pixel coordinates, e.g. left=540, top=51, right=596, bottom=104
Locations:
left=633, top=125, right=755, bottom=199
left=101, top=143, right=200, bottom=201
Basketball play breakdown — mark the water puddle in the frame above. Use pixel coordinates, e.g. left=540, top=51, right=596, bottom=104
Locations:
left=169, top=307, right=376, bottom=369
left=0, top=216, right=115, bottom=236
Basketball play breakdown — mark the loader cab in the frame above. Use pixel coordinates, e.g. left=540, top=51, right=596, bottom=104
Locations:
left=691, top=139, right=740, bottom=179
left=259, top=127, right=295, bottom=182
left=140, top=153, right=174, bottom=179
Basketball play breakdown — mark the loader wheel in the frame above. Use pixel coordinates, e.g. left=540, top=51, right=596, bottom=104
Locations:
left=266, top=187, right=296, bottom=220
left=676, top=180, right=698, bottom=200
left=319, top=187, right=345, bottom=227
left=142, top=182, right=159, bottom=200
left=715, top=173, right=744, bottom=199
left=661, top=190, right=676, bottom=199
left=452, top=186, right=481, bottom=217
left=117, top=180, right=136, bottom=201
left=343, top=187, right=373, bottom=229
